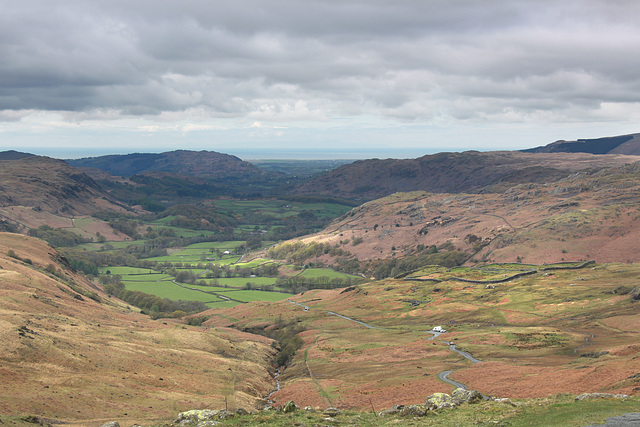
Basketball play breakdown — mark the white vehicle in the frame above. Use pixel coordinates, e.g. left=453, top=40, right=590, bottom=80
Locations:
left=432, top=326, right=446, bottom=333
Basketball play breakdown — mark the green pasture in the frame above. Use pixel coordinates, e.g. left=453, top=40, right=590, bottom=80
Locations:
left=296, top=267, right=361, bottom=280
left=177, top=241, right=246, bottom=250
left=76, top=240, right=145, bottom=252
left=148, top=225, right=215, bottom=238
left=216, top=289, right=289, bottom=302
left=118, top=273, right=290, bottom=307
left=122, top=279, right=221, bottom=305
left=99, top=266, right=159, bottom=275
left=208, top=277, right=279, bottom=288
left=142, top=253, right=241, bottom=264
left=233, top=258, right=277, bottom=268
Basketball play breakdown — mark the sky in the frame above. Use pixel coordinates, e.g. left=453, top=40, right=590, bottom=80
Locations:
left=1, top=0, right=640, bottom=160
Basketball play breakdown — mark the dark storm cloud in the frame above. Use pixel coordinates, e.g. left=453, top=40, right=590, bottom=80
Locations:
left=1, top=0, right=639, bottom=123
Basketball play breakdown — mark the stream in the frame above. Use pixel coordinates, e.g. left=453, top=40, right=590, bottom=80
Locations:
left=265, top=368, right=282, bottom=404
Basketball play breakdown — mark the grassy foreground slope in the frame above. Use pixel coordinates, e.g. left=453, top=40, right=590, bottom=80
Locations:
left=206, top=261, right=640, bottom=414
left=0, top=232, right=276, bottom=426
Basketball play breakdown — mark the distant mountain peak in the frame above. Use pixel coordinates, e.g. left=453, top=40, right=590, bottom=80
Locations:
left=522, top=133, right=640, bottom=155
left=0, top=150, right=34, bottom=160
left=66, top=149, right=262, bottom=179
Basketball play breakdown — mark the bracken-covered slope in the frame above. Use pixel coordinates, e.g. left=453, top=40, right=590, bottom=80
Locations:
left=0, top=156, right=133, bottom=238
left=295, top=161, right=640, bottom=266
left=207, top=261, right=640, bottom=410
left=0, top=156, right=119, bottom=214
left=293, top=151, right=640, bottom=201
left=0, top=232, right=275, bottom=425
left=66, top=149, right=266, bottom=179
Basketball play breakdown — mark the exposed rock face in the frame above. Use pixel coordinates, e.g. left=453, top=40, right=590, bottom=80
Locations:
left=399, top=405, right=429, bottom=417
left=425, top=392, right=456, bottom=410
left=172, top=409, right=233, bottom=426
left=425, top=388, right=484, bottom=410
left=452, top=388, right=483, bottom=405
left=281, top=400, right=299, bottom=413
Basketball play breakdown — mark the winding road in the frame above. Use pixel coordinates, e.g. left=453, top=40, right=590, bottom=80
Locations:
left=286, top=301, right=482, bottom=391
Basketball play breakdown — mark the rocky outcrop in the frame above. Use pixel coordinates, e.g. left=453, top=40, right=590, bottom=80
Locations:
left=575, top=393, right=629, bottom=401
left=281, top=400, right=299, bottom=413
left=377, top=388, right=486, bottom=417
left=425, top=388, right=484, bottom=410
left=171, top=409, right=234, bottom=426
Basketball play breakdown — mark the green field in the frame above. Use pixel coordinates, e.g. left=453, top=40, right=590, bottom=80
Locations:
left=112, top=267, right=290, bottom=307
left=296, top=267, right=362, bottom=280
left=100, top=266, right=159, bottom=275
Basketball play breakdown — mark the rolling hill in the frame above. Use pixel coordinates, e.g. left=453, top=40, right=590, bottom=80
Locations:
left=0, top=155, right=136, bottom=240
left=293, top=151, right=640, bottom=201
left=283, top=160, right=640, bottom=273
left=0, top=232, right=275, bottom=425
left=66, top=150, right=267, bottom=179
left=523, top=133, right=640, bottom=155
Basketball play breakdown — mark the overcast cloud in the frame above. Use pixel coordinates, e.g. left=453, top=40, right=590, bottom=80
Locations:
left=1, top=0, right=640, bottom=158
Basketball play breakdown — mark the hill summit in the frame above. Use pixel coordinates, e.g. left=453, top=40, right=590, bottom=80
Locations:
left=523, top=133, right=640, bottom=155
left=66, top=149, right=266, bottom=179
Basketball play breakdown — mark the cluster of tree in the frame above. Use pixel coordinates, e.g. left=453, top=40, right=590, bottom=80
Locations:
left=243, top=317, right=305, bottom=366
left=266, top=241, right=350, bottom=264
left=154, top=204, right=237, bottom=230
left=99, top=274, right=208, bottom=318
left=0, top=219, right=19, bottom=233
left=166, top=263, right=280, bottom=284
left=27, top=225, right=92, bottom=247
left=275, top=275, right=364, bottom=294
left=59, top=248, right=158, bottom=276
left=371, top=245, right=468, bottom=279
left=109, top=218, right=140, bottom=238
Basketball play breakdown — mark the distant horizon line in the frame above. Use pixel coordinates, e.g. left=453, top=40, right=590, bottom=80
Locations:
left=1, top=145, right=514, bottom=162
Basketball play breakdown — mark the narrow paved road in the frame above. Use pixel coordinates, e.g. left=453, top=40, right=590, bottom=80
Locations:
left=438, top=370, right=468, bottom=390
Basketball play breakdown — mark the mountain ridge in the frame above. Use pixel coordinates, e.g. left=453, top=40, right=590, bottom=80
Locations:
left=66, top=149, right=267, bottom=179
left=293, top=150, right=640, bottom=201
left=522, top=132, right=640, bottom=155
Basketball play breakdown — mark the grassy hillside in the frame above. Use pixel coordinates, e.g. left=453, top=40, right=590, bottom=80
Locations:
left=286, top=161, right=640, bottom=274
left=0, top=232, right=276, bottom=425
left=293, top=151, right=640, bottom=201
left=205, top=261, right=640, bottom=417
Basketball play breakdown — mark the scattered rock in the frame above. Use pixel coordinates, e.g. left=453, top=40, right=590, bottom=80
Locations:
left=235, top=408, right=249, bottom=416
left=575, top=393, right=629, bottom=401
left=304, top=406, right=316, bottom=412
left=579, top=351, right=610, bottom=358
left=630, top=287, right=640, bottom=301
left=98, top=423, right=120, bottom=427
left=493, top=398, right=517, bottom=407
left=378, top=405, right=404, bottom=416
left=323, top=407, right=341, bottom=417
left=611, top=286, right=630, bottom=295
left=281, top=400, right=299, bottom=413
